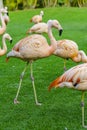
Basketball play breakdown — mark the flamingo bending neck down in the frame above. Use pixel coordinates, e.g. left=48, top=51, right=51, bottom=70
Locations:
left=49, top=63, right=87, bottom=128
left=6, top=19, right=63, bottom=105
left=0, top=11, right=6, bottom=35
left=0, top=33, right=12, bottom=56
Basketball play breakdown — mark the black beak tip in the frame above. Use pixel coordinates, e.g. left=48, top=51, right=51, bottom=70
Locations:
left=10, top=39, right=13, bottom=44
left=7, top=12, right=9, bottom=16
left=59, top=29, right=63, bottom=36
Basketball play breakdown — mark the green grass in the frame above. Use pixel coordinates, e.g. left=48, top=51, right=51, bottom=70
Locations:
left=0, top=7, right=87, bottom=130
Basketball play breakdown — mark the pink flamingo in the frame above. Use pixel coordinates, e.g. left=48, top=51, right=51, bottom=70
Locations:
left=6, top=19, right=63, bottom=105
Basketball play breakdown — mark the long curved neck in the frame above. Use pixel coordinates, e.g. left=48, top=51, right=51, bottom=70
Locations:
left=0, top=13, right=6, bottom=28
left=2, top=35, right=7, bottom=52
left=0, top=13, right=6, bottom=35
left=48, top=24, right=57, bottom=52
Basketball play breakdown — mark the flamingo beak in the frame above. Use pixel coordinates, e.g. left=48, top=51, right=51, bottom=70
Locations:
left=10, top=39, right=13, bottom=44
left=7, top=12, right=9, bottom=16
left=59, top=29, right=63, bottom=36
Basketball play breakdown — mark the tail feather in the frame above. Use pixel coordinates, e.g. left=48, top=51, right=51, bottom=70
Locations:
left=48, top=77, right=60, bottom=91
left=30, top=19, right=32, bottom=22
left=6, top=57, right=9, bottom=62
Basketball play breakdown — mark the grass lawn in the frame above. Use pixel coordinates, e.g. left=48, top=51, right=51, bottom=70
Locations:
left=0, top=7, right=87, bottom=130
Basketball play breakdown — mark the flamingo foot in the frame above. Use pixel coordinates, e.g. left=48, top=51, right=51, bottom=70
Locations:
left=14, top=98, right=20, bottom=104
left=64, top=67, right=67, bottom=72
left=36, top=102, right=42, bottom=106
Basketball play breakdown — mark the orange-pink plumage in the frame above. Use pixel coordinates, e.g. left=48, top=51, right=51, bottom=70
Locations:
left=48, top=63, right=87, bottom=128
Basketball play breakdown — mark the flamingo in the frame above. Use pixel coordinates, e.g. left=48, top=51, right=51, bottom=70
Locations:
left=0, top=33, right=12, bottom=56
left=6, top=19, right=63, bottom=105
left=30, top=10, right=44, bottom=24
left=0, top=11, right=6, bottom=35
left=48, top=63, right=87, bottom=128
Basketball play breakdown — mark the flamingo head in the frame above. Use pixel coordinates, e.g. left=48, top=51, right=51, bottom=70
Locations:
left=3, top=33, right=13, bottom=44
left=40, top=10, right=44, bottom=16
left=47, top=19, right=63, bottom=36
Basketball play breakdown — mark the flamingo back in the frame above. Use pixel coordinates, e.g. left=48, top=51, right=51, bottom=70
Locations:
left=27, top=23, right=48, bottom=34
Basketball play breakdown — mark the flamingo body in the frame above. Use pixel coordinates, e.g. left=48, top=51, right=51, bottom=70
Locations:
left=54, top=39, right=78, bottom=59
left=30, top=11, right=44, bottom=24
left=54, top=39, right=87, bottom=63
left=7, top=34, right=53, bottom=61
left=27, top=22, right=48, bottom=34
left=49, top=63, right=87, bottom=91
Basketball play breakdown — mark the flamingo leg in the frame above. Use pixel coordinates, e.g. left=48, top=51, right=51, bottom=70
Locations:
left=30, top=61, right=41, bottom=106
left=81, top=91, right=87, bottom=128
left=64, top=59, right=66, bottom=71
left=14, top=62, right=29, bottom=104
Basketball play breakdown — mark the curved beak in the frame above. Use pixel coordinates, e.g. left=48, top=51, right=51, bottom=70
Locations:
left=26, top=29, right=29, bottom=34
left=7, top=12, right=9, bottom=16
left=59, top=29, right=63, bottom=36
left=10, top=39, right=13, bottom=44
